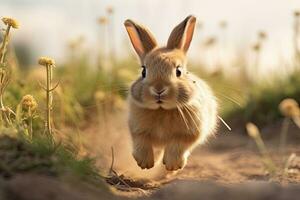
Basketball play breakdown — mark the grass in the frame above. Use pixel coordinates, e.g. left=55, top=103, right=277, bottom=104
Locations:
left=246, top=117, right=300, bottom=179
left=246, top=122, right=277, bottom=176
left=229, top=69, right=300, bottom=125
left=0, top=132, right=100, bottom=181
left=0, top=17, right=107, bottom=187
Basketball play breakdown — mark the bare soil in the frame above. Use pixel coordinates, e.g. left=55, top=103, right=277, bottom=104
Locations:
left=1, top=117, right=300, bottom=200
left=84, top=115, right=300, bottom=199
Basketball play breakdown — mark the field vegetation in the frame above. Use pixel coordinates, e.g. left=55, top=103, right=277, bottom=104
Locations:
left=0, top=7, right=299, bottom=200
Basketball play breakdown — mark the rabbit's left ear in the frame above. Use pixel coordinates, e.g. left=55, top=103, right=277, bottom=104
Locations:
left=167, top=15, right=196, bottom=53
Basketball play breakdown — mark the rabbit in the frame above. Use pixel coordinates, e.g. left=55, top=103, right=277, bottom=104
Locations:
left=124, top=15, right=218, bottom=171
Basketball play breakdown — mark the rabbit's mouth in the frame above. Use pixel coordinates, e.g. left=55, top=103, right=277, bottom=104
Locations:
left=154, top=94, right=165, bottom=104
left=156, top=100, right=163, bottom=104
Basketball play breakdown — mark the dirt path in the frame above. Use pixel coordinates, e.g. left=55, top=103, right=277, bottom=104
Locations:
left=174, top=132, right=300, bottom=184
left=83, top=115, right=300, bottom=198
left=143, top=179, right=300, bottom=200
left=1, top=118, right=300, bottom=200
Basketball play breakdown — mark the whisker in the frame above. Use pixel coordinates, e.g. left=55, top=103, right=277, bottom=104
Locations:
left=217, top=115, right=232, bottom=131
left=183, top=103, right=201, bottom=121
left=182, top=104, right=201, bottom=133
left=177, top=105, right=190, bottom=131
left=215, top=92, right=242, bottom=107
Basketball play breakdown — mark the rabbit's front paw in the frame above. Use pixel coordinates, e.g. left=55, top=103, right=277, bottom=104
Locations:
left=163, top=154, right=187, bottom=171
left=132, top=148, right=154, bottom=169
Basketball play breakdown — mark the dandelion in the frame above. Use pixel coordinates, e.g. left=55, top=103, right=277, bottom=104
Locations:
left=0, top=16, right=18, bottom=125
left=106, top=6, right=114, bottom=14
left=252, top=43, right=261, bottom=52
left=246, top=122, right=260, bottom=139
left=258, top=31, right=267, bottom=40
left=279, top=98, right=300, bottom=118
left=246, top=122, right=277, bottom=175
left=38, top=57, right=55, bottom=66
left=278, top=98, right=300, bottom=154
left=21, top=94, right=38, bottom=112
left=97, top=15, right=110, bottom=70
left=20, top=94, right=38, bottom=138
left=1, top=17, right=19, bottom=64
left=105, top=6, right=116, bottom=66
left=38, top=56, right=58, bottom=137
left=219, top=20, right=227, bottom=29
left=203, top=36, right=217, bottom=47
left=67, top=36, right=85, bottom=61
left=94, top=90, right=106, bottom=102
left=94, top=90, right=109, bottom=131
left=251, top=31, right=267, bottom=79
left=98, top=16, right=108, bottom=25
left=1, top=17, right=19, bottom=29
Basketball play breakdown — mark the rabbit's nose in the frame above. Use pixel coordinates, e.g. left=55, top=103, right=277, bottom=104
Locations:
left=156, top=89, right=166, bottom=95
left=150, top=86, right=168, bottom=96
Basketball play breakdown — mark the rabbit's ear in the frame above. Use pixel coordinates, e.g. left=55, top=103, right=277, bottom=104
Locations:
left=167, top=15, right=196, bottom=53
left=124, top=19, right=157, bottom=60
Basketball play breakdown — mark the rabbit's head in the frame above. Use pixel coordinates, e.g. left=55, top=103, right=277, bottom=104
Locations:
left=125, top=15, right=197, bottom=110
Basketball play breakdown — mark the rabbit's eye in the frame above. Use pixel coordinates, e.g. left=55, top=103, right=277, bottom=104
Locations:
left=141, top=66, right=146, bottom=78
left=176, top=66, right=182, bottom=77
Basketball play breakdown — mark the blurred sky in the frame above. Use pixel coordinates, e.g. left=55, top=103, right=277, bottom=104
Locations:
left=0, top=0, right=300, bottom=73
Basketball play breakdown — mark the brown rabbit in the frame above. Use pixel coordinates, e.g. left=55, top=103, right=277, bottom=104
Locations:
left=124, top=15, right=218, bottom=171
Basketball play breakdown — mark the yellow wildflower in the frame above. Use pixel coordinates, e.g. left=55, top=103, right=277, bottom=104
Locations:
left=98, top=16, right=108, bottom=25
left=94, top=90, right=106, bottom=102
left=279, top=98, right=300, bottom=118
left=106, top=6, right=114, bottom=14
left=246, top=122, right=260, bottom=139
left=38, top=57, right=55, bottom=66
left=2, top=17, right=19, bottom=29
left=21, top=94, right=38, bottom=111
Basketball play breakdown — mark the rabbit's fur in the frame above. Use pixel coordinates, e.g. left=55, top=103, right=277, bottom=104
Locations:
left=125, top=15, right=218, bottom=171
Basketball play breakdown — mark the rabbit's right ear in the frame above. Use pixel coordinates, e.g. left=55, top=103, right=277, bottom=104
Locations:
left=124, top=20, right=157, bottom=60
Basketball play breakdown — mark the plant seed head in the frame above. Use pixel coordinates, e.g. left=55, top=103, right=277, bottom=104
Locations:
left=98, top=16, right=108, bottom=25
left=21, top=94, right=38, bottom=111
left=1, top=17, right=19, bottom=29
left=258, top=31, right=267, bottom=40
left=219, top=20, right=227, bottom=29
left=94, top=90, right=106, bottom=102
left=252, top=43, right=261, bottom=51
left=38, top=57, right=55, bottom=66
left=246, top=122, right=260, bottom=139
left=203, top=36, right=217, bottom=47
left=279, top=98, right=300, bottom=118
left=106, top=6, right=114, bottom=14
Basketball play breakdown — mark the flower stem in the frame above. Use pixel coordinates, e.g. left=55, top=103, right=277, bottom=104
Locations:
left=279, top=117, right=290, bottom=155
left=0, top=25, right=11, bottom=65
left=46, top=64, right=52, bottom=135
left=0, top=94, right=5, bottom=110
